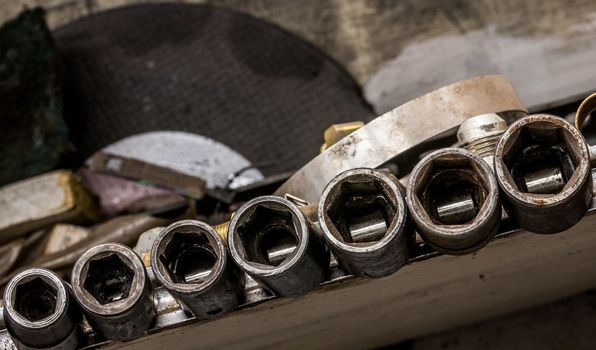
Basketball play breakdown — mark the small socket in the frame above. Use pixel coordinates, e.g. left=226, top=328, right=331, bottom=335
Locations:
left=228, top=196, right=329, bottom=297
left=407, top=148, right=501, bottom=254
left=494, top=114, right=591, bottom=233
left=151, top=220, right=244, bottom=318
left=3, top=268, right=81, bottom=350
left=318, top=168, right=413, bottom=278
left=71, top=243, right=155, bottom=341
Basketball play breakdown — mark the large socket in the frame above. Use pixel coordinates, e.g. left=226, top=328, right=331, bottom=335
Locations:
left=71, top=243, right=155, bottom=341
left=151, top=220, right=244, bottom=318
left=318, top=168, right=413, bottom=278
left=227, top=196, right=329, bottom=297
left=407, top=148, right=501, bottom=254
left=494, top=114, right=591, bottom=234
left=3, top=268, right=81, bottom=350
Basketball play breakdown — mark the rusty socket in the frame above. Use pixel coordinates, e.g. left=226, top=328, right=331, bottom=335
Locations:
left=71, top=243, right=155, bottom=341
left=151, top=220, right=244, bottom=318
left=318, top=168, right=413, bottom=278
left=494, top=114, right=591, bottom=234
left=227, top=196, right=329, bottom=297
left=3, top=268, right=81, bottom=350
left=406, top=148, right=501, bottom=254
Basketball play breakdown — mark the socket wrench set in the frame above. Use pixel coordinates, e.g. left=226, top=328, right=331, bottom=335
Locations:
left=1, top=76, right=595, bottom=349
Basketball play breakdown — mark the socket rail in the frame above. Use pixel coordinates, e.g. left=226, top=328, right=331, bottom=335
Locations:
left=1, top=170, right=596, bottom=349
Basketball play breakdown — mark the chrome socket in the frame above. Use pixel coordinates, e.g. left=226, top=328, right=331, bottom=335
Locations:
left=71, top=243, right=155, bottom=341
left=494, top=114, right=592, bottom=234
left=318, top=168, right=413, bottom=278
left=228, top=196, right=329, bottom=297
left=3, top=268, right=81, bottom=350
left=406, top=148, right=501, bottom=254
left=151, top=220, right=244, bottom=318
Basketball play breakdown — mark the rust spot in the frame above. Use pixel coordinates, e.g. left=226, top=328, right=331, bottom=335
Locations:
left=329, top=134, right=362, bottom=160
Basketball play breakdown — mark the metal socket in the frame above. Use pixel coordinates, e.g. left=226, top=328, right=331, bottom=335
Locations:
left=71, top=243, right=155, bottom=341
left=407, top=148, right=501, bottom=254
left=151, top=220, right=244, bottom=318
left=3, top=268, right=81, bottom=350
left=494, top=114, right=591, bottom=234
left=318, top=168, right=413, bottom=278
left=228, top=196, right=329, bottom=297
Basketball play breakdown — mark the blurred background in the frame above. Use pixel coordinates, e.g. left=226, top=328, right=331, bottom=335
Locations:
left=0, top=0, right=595, bottom=349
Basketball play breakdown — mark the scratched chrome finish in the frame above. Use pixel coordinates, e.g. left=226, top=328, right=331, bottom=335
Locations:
left=2, top=269, right=81, bottom=350
left=407, top=148, right=501, bottom=254
left=318, top=168, right=413, bottom=277
left=151, top=220, right=245, bottom=318
left=228, top=196, right=330, bottom=297
left=71, top=244, right=155, bottom=341
left=275, top=75, right=527, bottom=203
left=495, top=114, right=592, bottom=234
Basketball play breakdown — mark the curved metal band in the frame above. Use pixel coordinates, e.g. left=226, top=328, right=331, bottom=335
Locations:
left=274, top=75, right=526, bottom=202
left=575, top=92, right=596, bottom=129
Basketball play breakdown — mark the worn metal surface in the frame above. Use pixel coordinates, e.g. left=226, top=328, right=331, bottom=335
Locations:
left=274, top=75, right=526, bottom=203
left=318, top=168, right=413, bottom=277
left=320, top=122, right=364, bottom=153
left=3, top=268, right=81, bottom=349
left=407, top=148, right=501, bottom=255
left=151, top=220, right=244, bottom=318
left=494, top=114, right=592, bottom=233
left=71, top=244, right=155, bottom=341
left=575, top=92, right=596, bottom=129
left=456, top=113, right=509, bottom=165
left=0, top=170, right=97, bottom=243
left=88, top=152, right=207, bottom=199
left=228, top=196, right=329, bottom=297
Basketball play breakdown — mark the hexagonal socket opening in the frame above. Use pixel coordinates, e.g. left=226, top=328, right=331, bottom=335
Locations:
left=415, top=156, right=488, bottom=226
left=324, top=174, right=397, bottom=244
left=13, top=277, right=57, bottom=322
left=159, top=231, right=218, bottom=284
left=501, top=121, right=580, bottom=194
left=235, top=204, right=299, bottom=267
left=83, top=254, right=134, bottom=305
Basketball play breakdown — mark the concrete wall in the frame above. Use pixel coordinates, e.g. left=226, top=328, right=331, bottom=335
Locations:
left=3, top=0, right=596, bottom=86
